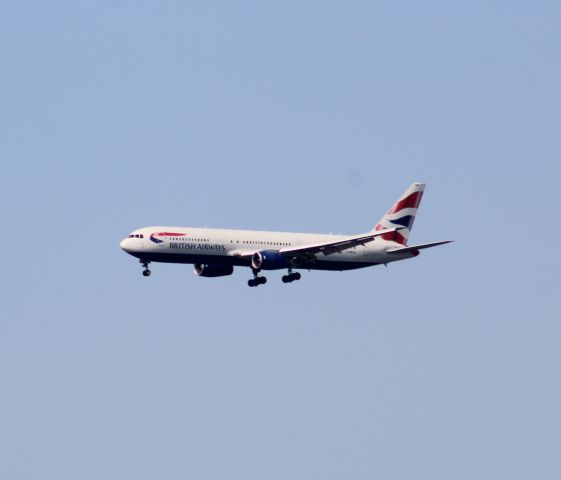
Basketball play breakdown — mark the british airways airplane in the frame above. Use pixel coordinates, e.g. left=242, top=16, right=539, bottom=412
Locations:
left=120, top=183, right=451, bottom=287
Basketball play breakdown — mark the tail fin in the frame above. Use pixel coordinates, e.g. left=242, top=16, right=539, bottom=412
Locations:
left=372, top=183, right=426, bottom=245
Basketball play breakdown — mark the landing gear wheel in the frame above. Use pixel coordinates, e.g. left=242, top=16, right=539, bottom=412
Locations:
left=140, top=259, right=151, bottom=277
left=282, top=271, right=301, bottom=283
left=248, top=273, right=267, bottom=287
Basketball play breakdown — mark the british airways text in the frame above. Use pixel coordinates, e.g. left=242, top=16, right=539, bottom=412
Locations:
left=169, top=242, right=226, bottom=252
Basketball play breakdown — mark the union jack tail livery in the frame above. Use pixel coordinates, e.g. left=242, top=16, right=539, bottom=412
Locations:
left=373, top=182, right=425, bottom=245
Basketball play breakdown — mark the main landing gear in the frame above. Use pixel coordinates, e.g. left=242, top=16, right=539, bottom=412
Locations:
left=248, top=269, right=267, bottom=287
left=282, top=270, right=301, bottom=284
left=140, top=259, right=151, bottom=277
left=248, top=269, right=302, bottom=287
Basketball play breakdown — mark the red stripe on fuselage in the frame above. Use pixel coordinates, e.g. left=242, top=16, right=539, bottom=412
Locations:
left=154, top=232, right=187, bottom=237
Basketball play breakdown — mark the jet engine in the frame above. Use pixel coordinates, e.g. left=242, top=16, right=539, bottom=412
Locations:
left=194, top=264, right=234, bottom=277
left=251, top=251, right=289, bottom=270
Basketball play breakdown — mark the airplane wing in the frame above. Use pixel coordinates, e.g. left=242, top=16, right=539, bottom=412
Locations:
left=229, top=228, right=401, bottom=263
left=279, top=228, right=401, bottom=257
left=385, top=240, right=453, bottom=254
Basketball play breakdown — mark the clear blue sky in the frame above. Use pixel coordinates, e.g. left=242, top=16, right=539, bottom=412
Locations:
left=1, top=1, right=560, bottom=479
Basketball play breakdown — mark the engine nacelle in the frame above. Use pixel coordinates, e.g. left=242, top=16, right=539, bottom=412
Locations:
left=194, top=263, right=234, bottom=277
left=251, top=250, right=289, bottom=271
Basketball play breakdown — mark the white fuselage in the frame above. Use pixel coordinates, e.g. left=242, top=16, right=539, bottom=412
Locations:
left=119, top=226, right=413, bottom=271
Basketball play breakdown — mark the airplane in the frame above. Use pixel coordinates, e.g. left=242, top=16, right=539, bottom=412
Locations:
left=120, top=182, right=452, bottom=287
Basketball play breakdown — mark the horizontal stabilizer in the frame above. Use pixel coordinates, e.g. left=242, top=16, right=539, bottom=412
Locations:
left=386, top=240, right=453, bottom=255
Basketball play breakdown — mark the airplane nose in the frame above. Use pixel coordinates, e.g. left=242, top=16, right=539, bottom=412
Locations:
left=120, top=238, right=131, bottom=252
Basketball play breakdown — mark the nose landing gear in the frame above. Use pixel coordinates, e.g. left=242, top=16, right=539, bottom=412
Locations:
left=140, top=259, right=151, bottom=277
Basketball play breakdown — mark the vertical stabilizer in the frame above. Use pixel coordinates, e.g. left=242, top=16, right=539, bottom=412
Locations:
left=373, top=183, right=426, bottom=245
